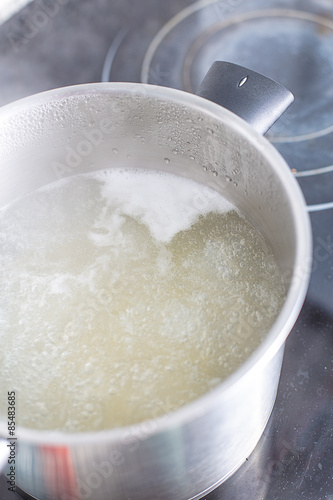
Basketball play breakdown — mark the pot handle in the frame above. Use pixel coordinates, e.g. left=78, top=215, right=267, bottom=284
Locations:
left=197, top=61, right=294, bottom=135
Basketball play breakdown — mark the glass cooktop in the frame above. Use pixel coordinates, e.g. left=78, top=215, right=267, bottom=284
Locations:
left=0, top=0, right=332, bottom=499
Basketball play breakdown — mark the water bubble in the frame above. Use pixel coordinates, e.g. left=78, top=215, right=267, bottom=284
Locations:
left=189, top=155, right=195, bottom=160
left=84, top=402, right=94, bottom=412
left=172, top=149, right=178, bottom=155
left=225, top=175, right=232, bottom=182
left=112, top=148, right=119, bottom=154
left=203, top=166, right=208, bottom=172
left=213, top=171, right=218, bottom=177
left=164, top=158, right=170, bottom=164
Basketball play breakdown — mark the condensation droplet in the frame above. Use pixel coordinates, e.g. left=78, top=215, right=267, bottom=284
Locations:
left=172, top=149, right=178, bottom=155
left=112, top=148, right=118, bottom=154
left=189, top=155, right=195, bottom=160
left=203, top=166, right=208, bottom=172
left=225, top=175, right=232, bottom=182
left=164, top=158, right=170, bottom=164
left=213, top=171, right=218, bottom=177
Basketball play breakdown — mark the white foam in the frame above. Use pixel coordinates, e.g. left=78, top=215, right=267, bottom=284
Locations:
left=48, top=273, right=74, bottom=295
left=91, top=169, right=233, bottom=243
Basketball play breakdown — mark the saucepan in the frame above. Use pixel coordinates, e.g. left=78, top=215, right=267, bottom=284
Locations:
left=0, top=62, right=312, bottom=500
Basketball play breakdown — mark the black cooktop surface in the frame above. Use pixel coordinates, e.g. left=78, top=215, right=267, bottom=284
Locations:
left=0, top=1, right=332, bottom=499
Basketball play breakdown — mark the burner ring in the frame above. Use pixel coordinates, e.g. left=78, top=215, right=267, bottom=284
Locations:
left=142, top=3, right=333, bottom=144
left=182, top=9, right=333, bottom=144
left=307, top=202, right=333, bottom=212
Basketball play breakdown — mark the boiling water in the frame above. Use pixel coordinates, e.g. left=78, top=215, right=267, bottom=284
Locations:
left=0, top=168, right=285, bottom=432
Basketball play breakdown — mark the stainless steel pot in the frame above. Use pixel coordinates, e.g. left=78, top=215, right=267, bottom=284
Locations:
left=0, top=62, right=312, bottom=500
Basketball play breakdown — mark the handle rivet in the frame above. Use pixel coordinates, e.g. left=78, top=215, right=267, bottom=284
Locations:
left=238, top=76, right=248, bottom=87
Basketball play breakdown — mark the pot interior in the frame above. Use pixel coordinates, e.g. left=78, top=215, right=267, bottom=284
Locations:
left=0, top=84, right=305, bottom=293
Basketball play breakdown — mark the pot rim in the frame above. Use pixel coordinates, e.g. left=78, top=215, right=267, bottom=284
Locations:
left=0, top=82, right=313, bottom=444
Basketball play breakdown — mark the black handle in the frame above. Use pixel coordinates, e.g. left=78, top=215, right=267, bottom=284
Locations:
left=197, top=61, right=294, bottom=135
